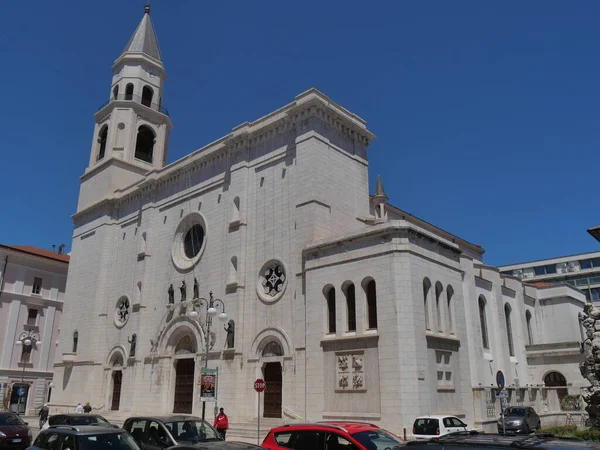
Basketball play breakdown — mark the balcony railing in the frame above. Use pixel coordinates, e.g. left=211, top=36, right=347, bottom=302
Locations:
left=97, top=94, right=169, bottom=116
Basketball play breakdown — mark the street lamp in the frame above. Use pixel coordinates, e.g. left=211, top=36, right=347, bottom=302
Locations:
left=15, top=330, right=41, bottom=414
left=188, top=291, right=227, bottom=421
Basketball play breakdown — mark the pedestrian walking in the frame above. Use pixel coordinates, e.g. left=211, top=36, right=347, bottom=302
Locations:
left=83, top=402, right=92, bottom=413
left=213, top=408, right=229, bottom=440
left=39, top=403, right=49, bottom=428
left=75, top=403, right=84, bottom=413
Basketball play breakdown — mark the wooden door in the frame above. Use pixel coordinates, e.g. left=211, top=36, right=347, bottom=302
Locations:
left=111, top=371, right=122, bottom=411
left=263, top=362, right=282, bottom=418
left=173, top=359, right=195, bottom=413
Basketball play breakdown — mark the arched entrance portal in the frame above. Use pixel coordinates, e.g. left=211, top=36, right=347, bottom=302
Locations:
left=262, top=341, right=284, bottom=418
left=173, top=335, right=196, bottom=414
left=111, top=371, right=122, bottom=411
left=544, top=371, right=568, bottom=403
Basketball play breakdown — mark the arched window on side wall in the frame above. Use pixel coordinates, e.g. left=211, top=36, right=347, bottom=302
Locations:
left=478, top=295, right=489, bottom=349
left=125, top=83, right=134, bottom=101
left=435, top=281, right=443, bottom=332
left=97, top=125, right=108, bottom=161
left=505, top=304, right=515, bottom=357
left=113, top=85, right=119, bottom=100
left=345, top=283, right=356, bottom=332
left=326, top=287, right=336, bottom=334
left=526, top=310, right=534, bottom=346
left=423, top=278, right=432, bottom=330
left=544, top=371, right=568, bottom=403
left=73, top=330, right=79, bottom=353
left=134, top=125, right=155, bottom=163
left=365, top=279, right=378, bottom=330
left=142, top=86, right=153, bottom=107
left=447, top=285, right=454, bottom=334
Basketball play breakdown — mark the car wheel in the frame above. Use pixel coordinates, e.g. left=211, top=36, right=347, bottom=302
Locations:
left=523, top=424, right=530, bottom=435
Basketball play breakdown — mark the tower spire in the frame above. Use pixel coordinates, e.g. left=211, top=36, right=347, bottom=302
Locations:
left=118, top=4, right=162, bottom=63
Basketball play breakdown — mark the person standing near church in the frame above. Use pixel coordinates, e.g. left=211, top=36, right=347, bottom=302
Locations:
left=83, top=402, right=92, bottom=413
left=213, top=408, right=229, bottom=440
left=75, top=403, right=84, bottom=414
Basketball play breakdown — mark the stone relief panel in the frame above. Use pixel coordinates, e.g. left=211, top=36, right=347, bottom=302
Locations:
left=336, top=351, right=365, bottom=392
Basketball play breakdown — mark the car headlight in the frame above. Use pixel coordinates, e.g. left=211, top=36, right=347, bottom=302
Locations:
left=512, top=420, right=522, bottom=425
left=0, top=431, right=6, bottom=438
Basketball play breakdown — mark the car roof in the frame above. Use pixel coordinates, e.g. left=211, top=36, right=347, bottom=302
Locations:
left=407, top=432, right=600, bottom=449
left=44, top=426, right=124, bottom=435
left=414, top=415, right=460, bottom=420
left=51, top=414, right=105, bottom=417
left=271, top=421, right=382, bottom=433
left=0, top=412, right=21, bottom=416
left=126, top=415, right=201, bottom=422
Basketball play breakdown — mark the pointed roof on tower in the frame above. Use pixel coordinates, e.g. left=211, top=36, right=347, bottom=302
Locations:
left=120, top=5, right=162, bottom=63
left=375, top=174, right=387, bottom=197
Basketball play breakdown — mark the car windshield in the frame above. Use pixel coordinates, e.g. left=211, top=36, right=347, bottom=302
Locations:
left=505, top=408, right=526, bottom=417
left=164, top=420, right=223, bottom=442
left=352, top=430, right=404, bottom=450
left=71, top=416, right=109, bottom=426
left=0, top=414, right=25, bottom=426
left=78, top=432, right=140, bottom=450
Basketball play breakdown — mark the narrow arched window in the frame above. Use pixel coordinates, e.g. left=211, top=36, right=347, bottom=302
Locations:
left=142, top=86, right=153, bottom=107
left=97, top=125, right=108, bottom=161
left=365, top=279, right=377, bottom=330
left=478, top=295, right=489, bottom=349
left=423, top=278, right=432, bottom=330
left=73, top=330, right=79, bottom=353
left=125, top=83, right=134, bottom=101
left=526, top=310, right=534, bottom=346
left=134, top=125, right=155, bottom=163
left=113, top=85, right=119, bottom=100
left=326, top=287, right=336, bottom=334
left=345, top=283, right=356, bottom=332
left=447, top=285, right=454, bottom=334
left=435, top=282, right=443, bottom=332
left=231, top=197, right=241, bottom=223
left=505, top=304, right=515, bottom=357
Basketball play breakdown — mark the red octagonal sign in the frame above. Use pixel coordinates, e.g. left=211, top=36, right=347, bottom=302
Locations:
left=254, top=378, right=266, bottom=392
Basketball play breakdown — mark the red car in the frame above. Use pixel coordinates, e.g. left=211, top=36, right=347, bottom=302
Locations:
left=0, top=412, right=32, bottom=450
left=261, top=421, right=405, bottom=450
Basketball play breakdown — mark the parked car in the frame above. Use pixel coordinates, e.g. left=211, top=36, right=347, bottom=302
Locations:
left=41, top=414, right=112, bottom=431
left=26, top=425, right=139, bottom=450
left=0, top=412, right=32, bottom=450
left=412, top=415, right=468, bottom=439
left=123, top=415, right=262, bottom=449
left=497, top=407, right=540, bottom=434
left=405, top=431, right=600, bottom=450
left=261, top=421, right=405, bottom=450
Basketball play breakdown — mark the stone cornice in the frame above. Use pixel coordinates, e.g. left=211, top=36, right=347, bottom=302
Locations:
left=94, top=99, right=172, bottom=128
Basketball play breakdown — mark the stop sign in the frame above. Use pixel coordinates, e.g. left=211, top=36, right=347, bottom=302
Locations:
left=254, top=378, right=266, bottom=392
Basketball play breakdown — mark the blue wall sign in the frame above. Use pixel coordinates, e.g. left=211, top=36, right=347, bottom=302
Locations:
left=496, top=370, right=505, bottom=390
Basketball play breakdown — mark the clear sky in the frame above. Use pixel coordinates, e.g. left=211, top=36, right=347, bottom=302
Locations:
left=1, top=0, right=599, bottom=266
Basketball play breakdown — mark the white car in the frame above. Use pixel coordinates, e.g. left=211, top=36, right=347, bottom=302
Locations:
left=412, top=415, right=468, bottom=440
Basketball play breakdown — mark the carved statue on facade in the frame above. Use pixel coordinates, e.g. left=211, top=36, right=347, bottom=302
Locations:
left=352, top=355, right=363, bottom=371
left=337, top=355, right=349, bottom=371
left=353, top=373, right=364, bottom=389
left=225, top=320, right=235, bottom=349
left=180, top=280, right=186, bottom=302
left=339, top=373, right=349, bottom=389
left=128, top=333, right=137, bottom=358
left=168, top=284, right=174, bottom=304
left=193, top=278, right=199, bottom=299
left=579, top=303, right=600, bottom=427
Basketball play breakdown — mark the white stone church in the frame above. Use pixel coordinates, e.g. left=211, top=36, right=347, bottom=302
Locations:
left=51, top=6, right=588, bottom=434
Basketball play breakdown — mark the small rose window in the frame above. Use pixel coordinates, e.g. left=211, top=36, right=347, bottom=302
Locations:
left=114, top=296, right=131, bottom=328
left=257, top=260, right=287, bottom=303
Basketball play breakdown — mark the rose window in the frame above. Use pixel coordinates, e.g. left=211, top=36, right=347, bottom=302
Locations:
left=260, top=263, right=286, bottom=297
left=114, top=296, right=131, bottom=328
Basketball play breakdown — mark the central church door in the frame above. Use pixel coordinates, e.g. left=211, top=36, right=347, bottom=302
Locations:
left=263, top=362, right=282, bottom=418
left=173, top=359, right=195, bottom=413
left=111, top=371, right=122, bottom=411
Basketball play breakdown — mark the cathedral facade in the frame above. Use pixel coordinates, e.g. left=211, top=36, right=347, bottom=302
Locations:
left=51, top=8, right=587, bottom=434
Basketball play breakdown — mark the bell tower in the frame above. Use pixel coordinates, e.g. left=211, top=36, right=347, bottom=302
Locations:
left=78, top=5, right=172, bottom=212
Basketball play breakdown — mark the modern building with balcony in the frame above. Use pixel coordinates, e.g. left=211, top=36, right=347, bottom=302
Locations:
left=0, top=245, right=69, bottom=414
left=498, top=251, right=600, bottom=301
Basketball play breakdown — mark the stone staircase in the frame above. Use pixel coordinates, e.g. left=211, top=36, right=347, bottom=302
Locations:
left=227, top=417, right=285, bottom=443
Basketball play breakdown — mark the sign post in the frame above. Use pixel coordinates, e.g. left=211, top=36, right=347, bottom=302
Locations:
left=496, top=370, right=506, bottom=435
left=254, top=378, right=266, bottom=445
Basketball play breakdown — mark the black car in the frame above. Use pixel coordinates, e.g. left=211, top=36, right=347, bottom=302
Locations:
left=42, top=415, right=112, bottom=431
left=497, top=407, right=541, bottom=434
left=26, top=425, right=140, bottom=450
left=406, top=431, right=600, bottom=450
left=0, top=412, right=32, bottom=450
left=123, top=416, right=261, bottom=450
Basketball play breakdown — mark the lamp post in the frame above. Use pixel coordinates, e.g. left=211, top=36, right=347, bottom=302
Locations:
left=188, top=291, right=227, bottom=421
left=15, top=330, right=41, bottom=414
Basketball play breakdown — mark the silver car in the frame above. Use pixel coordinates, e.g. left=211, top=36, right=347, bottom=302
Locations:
left=497, top=407, right=541, bottom=434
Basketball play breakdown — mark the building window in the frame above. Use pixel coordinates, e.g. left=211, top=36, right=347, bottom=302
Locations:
left=526, top=310, right=534, bottom=346
left=97, top=125, right=108, bottom=162
left=478, top=295, right=489, bottom=349
left=423, top=278, right=432, bottom=330
left=326, top=287, right=336, bottom=334
left=113, top=85, right=119, bottom=100
left=141, top=86, right=153, bottom=107
left=534, top=266, right=545, bottom=276
left=365, top=279, right=378, bottom=330
left=27, top=309, right=38, bottom=326
left=73, top=331, right=79, bottom=353
left=436, top=350, right=453, bottom=390
left=505, top=304, right=515, bottom=357
left=435, top=282, right=443, bottom=332
left=447, top=285, right=454, bottom=333
left=545, top=264, right=557, bottom=274
left=134, top=125, right=155, bottom=163
left=32, top=277, right=42, bottom=295
left=125, top=83, right=134, bottom=101
left=345, top=283, right=356, bottom=332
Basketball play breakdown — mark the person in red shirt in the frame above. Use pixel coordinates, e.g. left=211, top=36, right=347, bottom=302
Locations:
left=213, top=408, right=229, bottom=440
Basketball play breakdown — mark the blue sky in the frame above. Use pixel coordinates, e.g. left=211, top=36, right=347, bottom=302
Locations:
left=1, top=0, right=599, bottom=266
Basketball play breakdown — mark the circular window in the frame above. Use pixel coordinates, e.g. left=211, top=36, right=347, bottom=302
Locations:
left=257, top=260, right=288, bottom=303
left=172, top=213, right=208, bottom=271
left=114, top=296, right=130, bottom=328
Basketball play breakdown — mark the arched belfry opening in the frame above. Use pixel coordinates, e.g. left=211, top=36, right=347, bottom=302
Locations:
left=113, top=85, right=119, bottom=100
left=97, top=125, right=108, bottom=161
left=125, top=83, right=134, bottom=101
left=142, top=86, right=154, bottom=107
left=134, top=125, right=155, bottom=163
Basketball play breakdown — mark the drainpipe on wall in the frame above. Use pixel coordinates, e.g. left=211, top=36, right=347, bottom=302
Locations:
left=0, top=254, right=8, bottom=301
